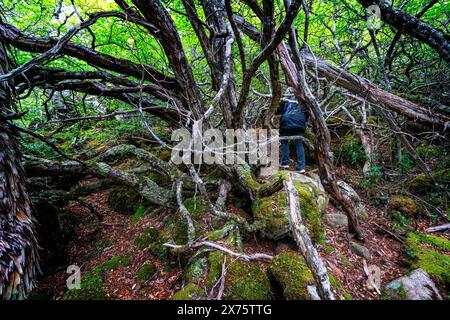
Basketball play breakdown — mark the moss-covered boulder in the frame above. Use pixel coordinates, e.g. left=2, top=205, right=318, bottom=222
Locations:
left=102, top=255, right=132, bottom=270
left=224, top=261, right=271, bottom=300
left=133, top=227, right=159, bottom=250
left=407, top=169, right=449, bottom=193
left=107, top=186, right=144, bottom=214
left=269, top=252, right=314, bottom=300
left=388, top=195, right=418, bottom=216
left=403, top=232, right=450, bottom=290
left=252, top=173, right=327, bottom=242
left=171, top=283, right=203, bottom=300
left=382, top=268, right=442, bottom=300
left=387, top=195, right=417, bottom=232
left=137, top=263, right=157, bottom=284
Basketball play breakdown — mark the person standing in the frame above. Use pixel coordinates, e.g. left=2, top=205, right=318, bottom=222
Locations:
left=276, top=92, right=309, bottom=172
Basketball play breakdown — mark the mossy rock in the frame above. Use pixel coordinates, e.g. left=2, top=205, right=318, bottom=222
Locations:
left=171, top=283, right=203, bottom=300
left=252, top=174, right=327, bottom=242
left=133, top=227, right=159, bottom=250
left=403, top=232, right=450, bottom=289
left=107, top=186, right=144, bottom=215
left=137, top=263, right=157, bottom=284
left=269, top=252, right=314, bottom=299
left=102, top=255, right=132, bottom=270
left=381, top=268, right=443, bottom=300
left=407, top=169, right=449, bottom=193
left=64, top=269, right=106, bottom=300
left=388, top=195, right=418, bottom=216
left=224, top=261, right=271, bottom=300
left=184, top=257, right=207, bottom=283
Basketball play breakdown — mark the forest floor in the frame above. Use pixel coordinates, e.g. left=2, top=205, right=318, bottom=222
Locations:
left=35, top=166, right=442, bottom=300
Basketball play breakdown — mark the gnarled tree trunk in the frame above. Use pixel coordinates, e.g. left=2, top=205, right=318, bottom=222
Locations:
left=0, top=38, right=39, bottom=299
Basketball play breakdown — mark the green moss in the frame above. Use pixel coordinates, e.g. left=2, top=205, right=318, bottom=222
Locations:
left=407, top=169, right=450, bottom=192
left=133, top=227, right=159, bottom=250
left=252, top=192, right=290, bottom=240
left=416, top=144, right=440, bottom=159
left=252, top=178, right=325, bottom=242
left=184, top=257, right=207, bottom=283
left=388, top=195, right=417, bottom=216
left=294, top=181, right=325, bottom=243
left=339, top=133, right=367, bottom=168
left=225, top=261, right=271, bottom=300
left=183, top=197, right=208, bottom=220
left=102, top=255, right=132, bottom=270
left=404, top=232, right=450, bottom=288
left=328, top=272, right=352, bottom=300
left=269, top=252, right=314, bottom=299
left=240, top=164, right=263, bottom=191
left=337, top=252, right=352, bottom=269
left=204, top=222, right=236, bottom=242
left=107, top=186, right=143, bottom=214
left=206, top=251, right=224, bottom=288
left=131, top=205, right=154, bottom=223
left=64, top=269, right=106, bottom=300
left=173, top=219, right=191, bottom=245
left=164, top=197, right=208, bottom=245
left=324, top=245, right=335, bottom=254
left=170, top=283, right=203, bottom=300
left=137, top=263, right=157, bottom=284
left=150, top=240, right=170, bottom=259
left=158, top=149, right=172, bottom=162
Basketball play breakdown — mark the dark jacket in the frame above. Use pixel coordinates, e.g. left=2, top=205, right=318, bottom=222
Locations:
left=276, top=101, right=309, bottom=131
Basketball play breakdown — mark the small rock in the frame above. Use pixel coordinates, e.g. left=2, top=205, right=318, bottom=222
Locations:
left=325, top=213, right=348, bottom=228
left=382, top=269, right=442, bottom=300
left=349, top=241, right=371, bottom=259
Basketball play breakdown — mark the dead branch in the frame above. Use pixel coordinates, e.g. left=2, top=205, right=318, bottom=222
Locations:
left=284, top=173, right=335, bottom=300
left=426, top=223, right=450, bottom=233
left=163, top=240, right=273, bottom=261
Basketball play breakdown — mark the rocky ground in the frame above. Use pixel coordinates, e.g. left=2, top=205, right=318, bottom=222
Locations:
left=31, top=165, right=449, bottom=300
